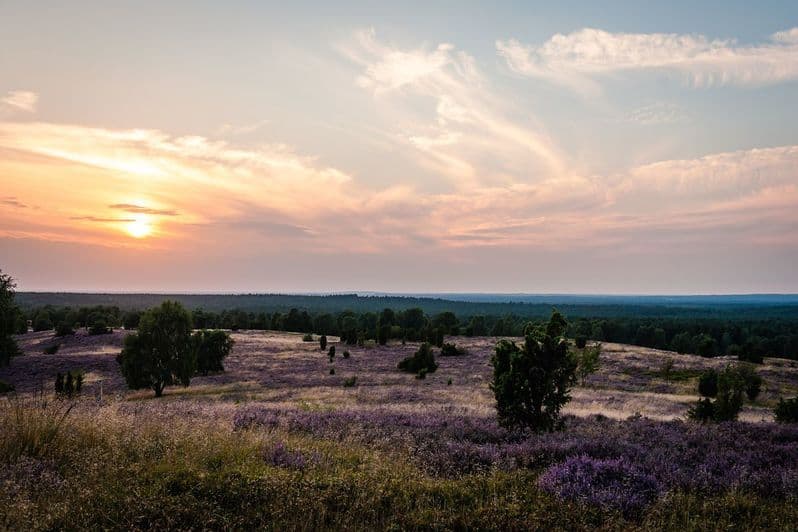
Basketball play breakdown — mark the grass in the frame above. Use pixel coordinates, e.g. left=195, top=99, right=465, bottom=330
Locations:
left=1, top=398, right=797, bottom=531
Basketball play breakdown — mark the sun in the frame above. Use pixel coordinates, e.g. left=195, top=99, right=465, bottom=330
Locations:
left=125, top=216, right=153, bottom=238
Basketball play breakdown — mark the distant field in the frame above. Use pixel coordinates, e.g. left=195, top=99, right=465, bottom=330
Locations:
left=2, top=330, right=797, bottom=529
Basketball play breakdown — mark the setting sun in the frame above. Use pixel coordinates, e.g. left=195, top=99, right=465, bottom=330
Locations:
left=125, top=216, right=153, bottom=239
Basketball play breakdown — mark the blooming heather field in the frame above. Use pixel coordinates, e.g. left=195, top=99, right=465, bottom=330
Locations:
left=2, top=330, right=798, bottom=530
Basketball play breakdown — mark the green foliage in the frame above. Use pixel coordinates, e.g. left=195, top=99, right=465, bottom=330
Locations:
left=736, top=363, right=763, bottom=401
left=122, top=311, right=141, bottom=330
left=343, top=376, right=357, bottom=387
left=687, top=397, right=716, bottom=421
left=33, top=315, right=53, bottom=332
left=319, top=335, right=327, bottom=351
left=698, top=370, right=718, bottom=397
left=491, top=310, right=577, bottom=432
left=328, top=345, right=336, bottom=362
left=774, top=397, right=798, bottom=423
left=440, top=342, right=466, bottom=356
left=695, top=334, right=717, bottom=358
left=377, top=324, right=390, bottom=345
left=398, top=342, right=438, bottom=374
left=574, top=335, right=587, bottom=349
left=116, top=301, right=196, bottom=397
left=55, top=321, right=75, bottom=337
left=575, top=343, right=601, bottom=385
left=194, top=329, right=234, bottom=375
left=713, top=367, right=745, bottom=421
left=415, top=368, right=427, bottom=379
left=89, top=320, right=111, bottom=335
left=343, top=350, right=350, bottom=359
left=0, top=379, right=14, bottom=393
left=43, top=344, right=60, bottom=355
left=55, top=370, right=83, bottom=397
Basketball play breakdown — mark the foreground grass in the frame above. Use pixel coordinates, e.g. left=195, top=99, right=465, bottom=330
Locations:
left=1, top=396, right=796, bottom=531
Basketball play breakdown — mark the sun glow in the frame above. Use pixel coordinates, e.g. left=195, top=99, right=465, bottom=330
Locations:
left=125, top=216, right=153, bottom=238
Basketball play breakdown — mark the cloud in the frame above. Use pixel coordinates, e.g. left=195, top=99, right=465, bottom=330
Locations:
left=1, top=196, right=28, bottom=208
left=70, top=216, right=137, bottom=223
left=497, top=27, right=798, bottom=93
left=109, top=203, right=179, bottom=216
left=344, top=29, right=567, bottom=188
left=1, top=90, right=38, bottom=113
left=623, top=102, right=689, bottom=125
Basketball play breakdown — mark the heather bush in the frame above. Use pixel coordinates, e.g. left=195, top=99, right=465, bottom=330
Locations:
left=117, top=301, right=196, bottom=397
left=440, top=342, right=466, bottom=356
left=398, top=342, right=438, bottom=374
left=538, top=455, right=661, bottom=516
left=774, top=397, right=798, bottom=423
left=43, top=344, right=60, bottom=355
left=491, top=310, right=576, bottom=432
left=193, top=329, right=234, bottom=375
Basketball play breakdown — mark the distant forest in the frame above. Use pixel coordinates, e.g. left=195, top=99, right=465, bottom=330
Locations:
left=16, top=292, right=798, bottom=361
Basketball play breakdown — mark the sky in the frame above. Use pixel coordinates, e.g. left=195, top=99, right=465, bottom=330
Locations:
left=1, top=0, right=797, bottom=294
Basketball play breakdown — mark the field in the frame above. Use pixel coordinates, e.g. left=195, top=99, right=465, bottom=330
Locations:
left=2, top=330, right=798, bottom=530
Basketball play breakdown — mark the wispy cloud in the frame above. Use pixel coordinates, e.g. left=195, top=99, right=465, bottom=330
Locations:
left=1, top=196, right=28, bottom=208
left=1, top=90, right=38, bottom=113
left=623, top=102, right=689, bottom=125
left=109, top=203, right=179, bottom=216
left=497, top=27, right=798, bottom=94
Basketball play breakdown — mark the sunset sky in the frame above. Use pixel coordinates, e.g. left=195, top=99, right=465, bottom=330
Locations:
left=1, top=1, right=798, bottom=293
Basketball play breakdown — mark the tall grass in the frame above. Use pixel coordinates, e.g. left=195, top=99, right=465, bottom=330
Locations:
left=0, top=392, right=74, bottom=462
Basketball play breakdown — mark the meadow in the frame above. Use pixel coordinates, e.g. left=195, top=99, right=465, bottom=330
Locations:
left=2, top=329, right=798, bottom=530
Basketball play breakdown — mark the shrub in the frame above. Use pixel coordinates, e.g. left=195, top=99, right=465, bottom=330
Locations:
left=122, top=311, right=141, bottom=330
left=491, top=310, right=576, bottom=432
left=329, top=367, right=335, bottom=375
left=88, top=320, right=111, bottom=335
left=574, top=335, right=587, bottom=349
left=538, top=455, right=661, bottom=516
left=343, top=376, right=357, bottom=387
left=55, top=370, right=83, bottom=398
left=116, top=301, right=196, bottom=397
left=687, top=397, right=715, bottom=422
left=447, top=378, right=452, bottom=385
left=55, top=322, right=75, bottom=337
left=774, top=397, right=798, bottom=423
left=398, top=343, right=437, bottom=374
left=377, top=324, right=390, bottom=346
left=440, top=342, right=466, bottom=357
left=0, top=380, right=14, bottom=394
left=319, top=335, right=327, bottom=351
left=416, top=368, right=427, bottom=379
left=194, top=329, right=234, bottom=375
left=328, top=345, right=335, bottom=363
left=43, top=344, right=60, bottom=355
left=576, top=343, right=601, bottom=385
left=736, top=363, right=763, bottom=401
left=343, top=350, right=350, bottom=359
left=32, top=315, right=53, bottom=332
left=697, top=370, right=718, bottom=398
left=302, top=333, right=314, bottom=342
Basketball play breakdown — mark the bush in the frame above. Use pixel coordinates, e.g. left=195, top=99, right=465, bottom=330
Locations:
left=576, top=343, right=601, bottom=385
left=0, top=380, right=14, bottom=393
left=416, top=368, right=427, bottom=379
left=440, top=342, right=466, bottom=357
left=736, top=364, right=763, bottom=401
left=574, top=335, right=587, bottom=349
left=687, top=397, right=715, bottom=422
left=329, top=367, right=335, bottom=375
left=343, top=350, right=350, bottom=359
left=122, top=311, right=141, bottom=330
left=55, top=370, right=83, bottom=397
left=343, top=376, right=357, bottom=387
left=377, top=324, right=390, bottom=346
left=328, top=345, right=335, bottom=363
left=319, top=335, right=327, bottom=351
left=697, top=370, right=718, bottom=398
left=398, top=343, right=437, bottom=374
left=774, top=397, right=798, bottom=423
left=302, top=333, right=314, bottom=342
left=55, top=322, right=75, bottom=337
left=194, top=329, right=234, bottom=375
left=33, top=315, right=53, bottom=332
left=491, top=310, right=576, bottom=432
left=117, top=301, right=196, bottom=397
left=89, top=320, right=111, bottom=335
left=43, top=344, right=60, bottom=355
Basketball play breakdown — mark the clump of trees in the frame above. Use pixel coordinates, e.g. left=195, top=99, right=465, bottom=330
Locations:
left=688, top=364, right=762, bottom=422
left=0, top=270, right=22, bottom=367
left=89, top=320, right=111, bottom=335
left=398, top=342, right=438, bottom=376
left=491, top=310, right=576, bottom=432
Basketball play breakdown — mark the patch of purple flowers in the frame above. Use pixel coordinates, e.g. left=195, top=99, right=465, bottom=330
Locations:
left=538, top=455, right=661, bottom=516
left=262, top=441, right=317, bottom=470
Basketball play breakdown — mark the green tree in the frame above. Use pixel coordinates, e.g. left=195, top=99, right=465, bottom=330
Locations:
left=194, top=329, right=234, bottom=375
left=0, top=270, right=22, bottom=367
left=491, top=310, right=576, bottom=432
left=117, top=301, right=196, bottom=397
left=398, top=342, right=438, bottom=375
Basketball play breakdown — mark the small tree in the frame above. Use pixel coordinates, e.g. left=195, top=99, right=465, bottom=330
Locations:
left=194, top=329, right=234, bottom=375
left=698, top=370, right=718, bottom=397
left=576, top=343, right=601, bottom=386
left=689, top=365, right=752, bottom=422
left=117, top=301, right=196, bottom=397
left=319, top=335, right=327, bottom=351
left=398, top=342, right=438, bottom=374
left=0, top=270, right=22, bottom=367
left=328, top=345, right=336, bottom=362
left=491, top=310, right=576, bottom=432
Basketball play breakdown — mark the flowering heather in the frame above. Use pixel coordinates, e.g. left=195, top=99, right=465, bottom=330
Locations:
left=538, top=455, right=661, bottom=516
left=262, top=441, right=318, bottom=470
